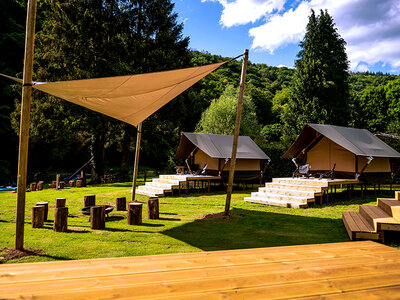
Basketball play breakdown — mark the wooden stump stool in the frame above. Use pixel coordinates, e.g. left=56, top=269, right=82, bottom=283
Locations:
left=396, top=191, right=399, bottom=201
left=128, top=202, right=142, bottom=225
left=69, top=180, right=74, bottom=187
left=32, top=205, right=45, bottom=228
left=53, top=207, right=68, bottom=232
left=30, top=182, right=37, bottom=191
left=37, top=181, right=44, bottom=191
left=90, top=206, right=105, bottom=229
left=59, top=181, right=65, bottom=189
left=84, top=195, right=96, bottom=207
left=116, top=197, right=126, bottom=211
left=147, top=197, right=159, bottom=219
left=36, top=202, right=49, bottom=221
left=56, top=198, right=66, bottom=208
left=76, top=179, right=83, bottom=188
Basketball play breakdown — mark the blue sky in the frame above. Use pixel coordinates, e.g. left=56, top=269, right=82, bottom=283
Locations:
left=173, top=0, right=400, bottom=74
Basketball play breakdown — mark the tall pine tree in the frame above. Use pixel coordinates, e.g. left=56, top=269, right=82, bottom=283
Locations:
left=282, top=9, right=349, bottom=141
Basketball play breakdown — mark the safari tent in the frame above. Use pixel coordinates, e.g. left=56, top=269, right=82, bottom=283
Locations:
left=282, top=123, right=400, bottom=182
left=175, top=132, right=270, bottom=181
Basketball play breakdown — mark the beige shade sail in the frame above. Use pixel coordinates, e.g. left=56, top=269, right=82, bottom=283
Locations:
left=1, top=61, right=227, bottom=127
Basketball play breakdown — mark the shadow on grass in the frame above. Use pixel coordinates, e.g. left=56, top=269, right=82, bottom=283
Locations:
left=158, top=217, right=181, bottom=221
left=162, top=207, right=349, bottom=251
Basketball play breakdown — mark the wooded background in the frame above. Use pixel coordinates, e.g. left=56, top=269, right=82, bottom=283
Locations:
left=1, top=1, right=399, bottom=185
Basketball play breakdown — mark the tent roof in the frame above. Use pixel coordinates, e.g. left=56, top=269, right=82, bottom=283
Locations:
left=283, top=123, right=400, bottom=158
left=1, top=61, right=226, bottom=127
left=175, top=132, right=270, bottom=160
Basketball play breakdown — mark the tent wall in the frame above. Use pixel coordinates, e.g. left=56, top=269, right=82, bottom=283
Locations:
left=225, top=159, right=260, bottom=171
left=194, top=150, right=219, bottom=170
left=357, top=156, right=391, bottom=173
left=306, top=137, right=356, bottom=173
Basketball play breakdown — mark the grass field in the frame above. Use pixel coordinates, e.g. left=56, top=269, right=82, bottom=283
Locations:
left=1, top=179, right=399, bottom=264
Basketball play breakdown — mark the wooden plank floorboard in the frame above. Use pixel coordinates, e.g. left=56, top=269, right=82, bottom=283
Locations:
left=1, top=241, right=399, bottom=299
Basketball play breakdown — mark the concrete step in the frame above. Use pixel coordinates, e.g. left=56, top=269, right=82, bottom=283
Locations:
left=377, top=198, right=400, bottom=220
left=272, top=178, right=329, bottom=188
left=250, top=192, right=310, bottom=204
left=244, top=196, right=308, bottom=208
left=259, top=187, right=316, bottom=198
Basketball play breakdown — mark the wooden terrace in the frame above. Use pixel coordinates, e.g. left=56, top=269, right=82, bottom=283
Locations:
left=1, top=241, right=400, bottom=299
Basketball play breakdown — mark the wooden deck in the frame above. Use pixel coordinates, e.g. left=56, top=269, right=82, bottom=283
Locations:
left=1, top=241, right=400, bottom=299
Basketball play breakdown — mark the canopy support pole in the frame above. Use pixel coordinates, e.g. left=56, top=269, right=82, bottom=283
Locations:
left=131, top=123, right=142, bottom=202
left=15, top=0, right=38, bottom=250
left=224, top=49, right=249, bottom=216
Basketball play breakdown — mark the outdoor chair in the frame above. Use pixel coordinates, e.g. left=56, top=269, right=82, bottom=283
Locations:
left=317, top=163, right=336, bottom=180
left=292, top=163, right=311, bottom=179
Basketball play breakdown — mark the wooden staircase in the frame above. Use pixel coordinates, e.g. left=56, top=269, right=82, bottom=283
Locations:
left=342, top=191, right=400, bottom=242
left=244, top=177, right=326, bottom=208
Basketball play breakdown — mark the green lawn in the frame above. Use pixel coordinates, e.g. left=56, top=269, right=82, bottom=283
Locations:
left=1, top=181, right=399, bottom=264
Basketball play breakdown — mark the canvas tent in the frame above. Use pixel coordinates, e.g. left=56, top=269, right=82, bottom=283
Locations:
left=175, top=132, right=270, bottom=181
left=282, top=123, right=400, bottom=182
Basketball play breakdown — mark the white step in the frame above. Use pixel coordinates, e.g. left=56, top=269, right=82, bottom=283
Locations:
left=135, top=189, right=158, bottom=197
left=146, top=181, right=175, bottom=189
left=272, top=177, right=329, bottom=187
left=259, top=187, right=316, bottom=198
left=244, top=197, right=308, bottom=208
left=137, top=185, right=166, bottom=195
left=250, top=192, right=310, bottom=204
left=265, top=182, right=322, bottom=193
left=152, top=178, right=181, bottom=185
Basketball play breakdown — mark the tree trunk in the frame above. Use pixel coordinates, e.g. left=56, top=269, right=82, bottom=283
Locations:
left=53, top=207, right=68, bottom=232
left=127, top=202, right=142, bottom=225
left=84, top=195, right=96, bottom=207
left=90, top=130, right=105, bottom=184
left=32, top=206, right=44, bottom=228
left=36, top=202, right=48, bottom=221
left=90, top=205, right=105, bottom=229
left=120, top=124, right=133, bottom=181
left=147, top=197, right=159, bottom=219
left=116, top=197, right=126, bottom=211
left=56, top=198, right=66, bottom=208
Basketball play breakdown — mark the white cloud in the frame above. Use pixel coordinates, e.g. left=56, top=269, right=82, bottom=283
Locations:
left=203, top=0, right=286, bottom=27
left=206, top=0, right=400, bottom=71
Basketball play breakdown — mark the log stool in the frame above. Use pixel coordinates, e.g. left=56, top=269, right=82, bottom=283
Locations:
left=147, top=197, right=159, bottom=219
left=76, top=179, right=83, bottom=188
left=56, top=198, right=66, bottom=208
left=84, top=195, right=96, bottom=207
left=90, top=206, right=105, bottom=229
left=128, top=202, right=142, bottom=225
left=59, top=181, right=65, bottom=189
left=37, top=181, right=44, bottom=191
left=53, top=207, right=68, bottom=232
left=30, top=182, right=37, bottom=191
left=116, top=197, right=126, bottom=211
left=69, top=180, right=74, bottom=187
left=32, top=205, right=45, bottom=228
left=36, top=202, right=49, bottom=221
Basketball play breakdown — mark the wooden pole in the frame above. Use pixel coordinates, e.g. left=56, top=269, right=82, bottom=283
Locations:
left=224, top=49, right=249, bottom=216
left=15, top=0, right=38, bottom=250
left=131, top=123, right=142, bottom=202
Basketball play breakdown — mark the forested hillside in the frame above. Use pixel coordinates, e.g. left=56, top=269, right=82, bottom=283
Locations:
left=0, top=1, right=399, bottom=185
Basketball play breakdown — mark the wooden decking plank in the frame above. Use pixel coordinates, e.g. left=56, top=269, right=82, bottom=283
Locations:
left=3, top=251, right=400, bottom=296
left=352, top=212, right=375, bottom=232
left=297, top=285, right=400, bottom=300
left=1, top=243, right=392, bottom=284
